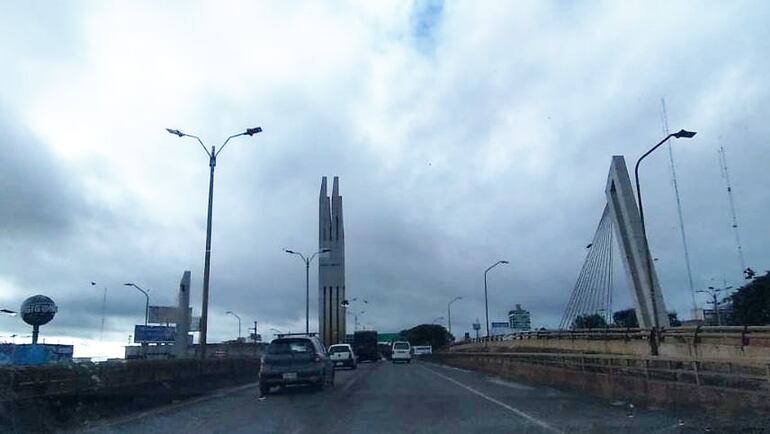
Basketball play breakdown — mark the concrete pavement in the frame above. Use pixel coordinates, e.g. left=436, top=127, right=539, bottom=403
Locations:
left=84, top=360, right=758, bottom=433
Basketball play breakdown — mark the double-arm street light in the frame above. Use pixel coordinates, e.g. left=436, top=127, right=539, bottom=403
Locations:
left=123, top=283, right=150, bottom=326
left=285, top=248, right=331, bottom=334
left=226, top=311, right=242, bottom=339
left=447, top=296, right=462, bottom=337
left=696, top=285, right=732, bottom=326
left=484, top=260, right=509, bottom=338
left=634, top=129, right=696, bottom=332
left=167, top=126, right=262, bottom=358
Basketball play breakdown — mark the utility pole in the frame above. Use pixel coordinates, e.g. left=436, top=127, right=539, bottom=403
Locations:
left=718, top=146, right=748, bottom=280
left=660, top=98, right=697, bottom=316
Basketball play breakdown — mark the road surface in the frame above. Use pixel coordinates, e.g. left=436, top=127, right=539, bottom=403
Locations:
left=87, top=359, right=745, bottom=433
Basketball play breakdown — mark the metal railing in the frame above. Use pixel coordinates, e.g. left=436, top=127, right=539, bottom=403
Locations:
left=458, top=326, right=770, bottom=347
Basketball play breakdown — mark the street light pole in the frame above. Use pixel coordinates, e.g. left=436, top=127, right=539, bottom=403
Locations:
left=285, top=248, right=331, bottom=334
left=634, top=129, right=696, bottom=333
left=447, top=296, right=462, bottom=337
left=226, top=311, right=242, bottom=339
left=484, top=260, right=509, bottom=338
left=167, top=126, right=262, bottom=358
left=697, top=285, right=732, bottom=326
left=124, top=283, right=150, bottom=325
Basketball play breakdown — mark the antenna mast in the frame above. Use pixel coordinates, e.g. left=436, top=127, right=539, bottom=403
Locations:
left=660, top=98, right=697, bottom=314
left=718, top=145, right=747, bottom=276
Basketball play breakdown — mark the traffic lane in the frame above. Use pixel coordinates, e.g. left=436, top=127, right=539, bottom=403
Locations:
left=341, top=358, right=559, bottom=434
left=85, top=362, right=371, bottom=434
left=418, top=362, right=725, bottom=433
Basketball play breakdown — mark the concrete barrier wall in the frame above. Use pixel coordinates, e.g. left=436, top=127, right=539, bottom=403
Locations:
left=432, top=352, right=770, bottom=415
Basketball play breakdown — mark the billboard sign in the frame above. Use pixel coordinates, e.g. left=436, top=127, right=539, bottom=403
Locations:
left=134, top=325, right=176, bottom=343
left=148, top=306, right=193, bottom=325
left=0, top=344, right=73, bottom=366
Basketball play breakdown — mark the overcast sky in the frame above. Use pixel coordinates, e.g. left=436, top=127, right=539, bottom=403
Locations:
left=1, top=1, right=768, bottom=357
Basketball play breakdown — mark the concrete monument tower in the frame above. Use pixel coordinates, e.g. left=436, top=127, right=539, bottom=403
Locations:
left=319, top=176, right=346, bottom=346
left=606, top=156, right=669, bottom=328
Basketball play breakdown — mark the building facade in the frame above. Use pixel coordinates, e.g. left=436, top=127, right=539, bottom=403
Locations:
left=319, top=176, right=346, bottom=346
left=508, top=304, right=531, bottom=331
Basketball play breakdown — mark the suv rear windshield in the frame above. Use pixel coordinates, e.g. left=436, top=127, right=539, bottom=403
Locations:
left=268, top=339, right=313, bottom=354
left=393, top=342, right=410, bottom=350
left=329, top=346, right=350, bottom=353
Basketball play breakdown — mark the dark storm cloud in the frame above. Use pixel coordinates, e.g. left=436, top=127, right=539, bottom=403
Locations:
left=0, top=108, right=84, bottom=238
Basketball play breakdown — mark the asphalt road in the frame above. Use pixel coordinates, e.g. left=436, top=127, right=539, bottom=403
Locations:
left=85, top=360, right=753, bottom=434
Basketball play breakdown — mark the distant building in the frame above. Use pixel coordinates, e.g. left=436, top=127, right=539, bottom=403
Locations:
left=508, top=304, right=531, bottom=331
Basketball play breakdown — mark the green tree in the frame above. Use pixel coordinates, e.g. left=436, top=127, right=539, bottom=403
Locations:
left=571, top=314, right=607, bottom=329
left=612, top=308, right=639, bottom=328
left=399, top=324, right=453, bottom=349
left=728, top=272, right=770, bottom=325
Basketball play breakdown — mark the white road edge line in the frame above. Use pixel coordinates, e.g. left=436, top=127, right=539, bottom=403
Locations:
left=420, top=365, right=562, bottom=434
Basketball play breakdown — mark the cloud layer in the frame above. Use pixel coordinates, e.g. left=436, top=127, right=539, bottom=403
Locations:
left=1, top=1, right=769, bottom=355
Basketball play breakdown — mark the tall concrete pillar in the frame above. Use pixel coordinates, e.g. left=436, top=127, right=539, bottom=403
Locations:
left=175, top=270, right=191, bottom=358
left=605, top=156, right=670, bottom=328
left=319, top=176, right=346, bottom=346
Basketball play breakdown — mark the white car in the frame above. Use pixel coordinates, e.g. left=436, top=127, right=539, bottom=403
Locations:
left=328, top=343, right=357, bottom=369
left=391, top=341, right=412, bottom=363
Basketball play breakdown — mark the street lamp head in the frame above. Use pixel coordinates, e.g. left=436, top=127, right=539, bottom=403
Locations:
left=500, top=260, right=510, bottom=264
left=708, top=286, right=715, bottom=290
left=284, top=249, right=296, bottom=254
left=321, top=248, right=332, bottom=253
left=673, top=129, right=696, bottom=139
left=341, top=300, right=350, bottom=307
left=245, top=127, right=263, bottom=136
left=124, top=283, right=133, bottom=287
left=166, top=128, right=185, bottom=137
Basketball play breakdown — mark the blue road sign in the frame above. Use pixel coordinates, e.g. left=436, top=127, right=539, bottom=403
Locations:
left=134, top=325, right=176, bottom=343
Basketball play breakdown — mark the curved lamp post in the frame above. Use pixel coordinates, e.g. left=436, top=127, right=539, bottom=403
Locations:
left=123, top=283, right=150, bottom=326
left=226, top=311, right=242, bottom=339
left=447, top=296, right=462, bottom=337
left=634, top=129, right=696, bottom=331
left=484, top=260, right=509, bottom=338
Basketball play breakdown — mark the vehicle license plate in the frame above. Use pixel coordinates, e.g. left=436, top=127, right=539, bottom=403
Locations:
left=335, top=361, right=342, bottom=366
left=283, top=372, right=297, bottom=380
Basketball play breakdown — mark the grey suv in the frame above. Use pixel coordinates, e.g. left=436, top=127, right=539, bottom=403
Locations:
left=259, top=335, right=335, bottom=395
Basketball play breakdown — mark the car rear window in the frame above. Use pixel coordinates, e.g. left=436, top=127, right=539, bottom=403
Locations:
left=268, top=339, right=313, bottom=354
left=393, top=342, right=410, bottom=350
left=329, top=346, right=349, bottom=353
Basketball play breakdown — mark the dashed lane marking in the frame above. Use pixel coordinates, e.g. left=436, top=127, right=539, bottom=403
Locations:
left=420, top=365, right=562, bottom=433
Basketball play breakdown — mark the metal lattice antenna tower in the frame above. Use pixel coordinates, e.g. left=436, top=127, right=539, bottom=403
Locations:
left=660, top=98, right=697, bottom=314
left=718, top=145, right=747, bottom=276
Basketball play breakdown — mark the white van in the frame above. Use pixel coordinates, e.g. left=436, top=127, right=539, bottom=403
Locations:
left=391, top=341, right=412, bottom=363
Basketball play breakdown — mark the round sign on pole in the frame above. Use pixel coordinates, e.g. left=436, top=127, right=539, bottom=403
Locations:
left=20, top=295, right=57, bottom=344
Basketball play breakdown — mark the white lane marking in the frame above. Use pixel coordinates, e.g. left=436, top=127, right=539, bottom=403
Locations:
left=486, top=377, right=535, bottom=391
left=421, top=365, right=561, bottom=433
